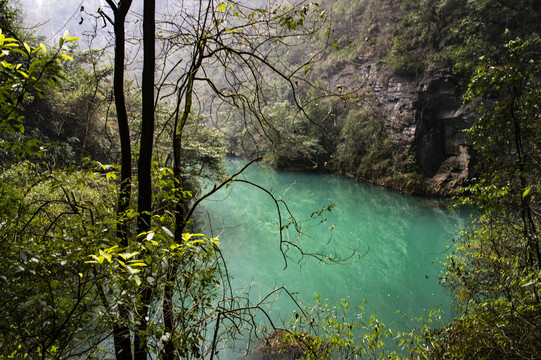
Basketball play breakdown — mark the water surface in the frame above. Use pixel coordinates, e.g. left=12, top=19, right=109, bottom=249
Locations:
left=200, top=158, right=468, bottom=354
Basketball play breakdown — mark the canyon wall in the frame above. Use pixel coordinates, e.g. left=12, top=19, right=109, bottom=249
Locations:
left=324, top=59, right=473, bottom=195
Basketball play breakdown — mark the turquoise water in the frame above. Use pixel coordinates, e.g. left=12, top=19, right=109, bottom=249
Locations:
left=199, top=158, right=469, bottom=354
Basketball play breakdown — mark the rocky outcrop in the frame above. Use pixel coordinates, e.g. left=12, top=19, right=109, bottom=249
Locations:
left=413, top=72, right=473, bottom=195
left=325, top=59, right=473, bottom=196
left=386, top=72, right=474, bottom=195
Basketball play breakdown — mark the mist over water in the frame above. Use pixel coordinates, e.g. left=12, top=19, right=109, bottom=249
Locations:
left=200, top=158, right=469, bottom=354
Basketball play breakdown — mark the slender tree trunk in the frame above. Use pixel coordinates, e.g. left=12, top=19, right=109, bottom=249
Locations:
left=160, top=70, right=194, bottom=360
left=107, top=0, right=133, bottom=249
left=134, top=0, right=156, bottom=358
left=138, top=0, right=155, bottom=234
left=104, top=1, right=133, bottom=359
left=163, top=41, right=204, bottom=359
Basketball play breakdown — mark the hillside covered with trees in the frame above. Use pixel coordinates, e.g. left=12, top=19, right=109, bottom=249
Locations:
left=0, top=0, right=540, bottom=359
left=221, top=0, right=541, bottom=196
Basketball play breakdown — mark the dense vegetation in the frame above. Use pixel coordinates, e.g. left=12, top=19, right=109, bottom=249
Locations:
left=0, top=0, right=347, bottom=358
left=0, top=0, right=540, bottom=359
left=221, top=0, right=541, bottom=194
left=433, top=39, right=541, bottom=359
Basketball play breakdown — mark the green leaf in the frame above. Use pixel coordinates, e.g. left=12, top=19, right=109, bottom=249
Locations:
left=89, top=254, right=103, bottom=264
left=10, top=48, right=25, bottom=57
left=105, top=172, right=117, bottom=180
left=128, top=262, right=148, bottom=267
left=119, top=252, right=139, bottom=260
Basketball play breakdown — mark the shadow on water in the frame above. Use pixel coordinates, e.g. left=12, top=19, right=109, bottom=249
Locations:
left=199, top=158, right=470, bottom=358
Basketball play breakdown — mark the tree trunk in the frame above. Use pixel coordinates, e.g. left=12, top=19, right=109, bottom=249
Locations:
left=163, top=41, right=204, bottom=359
left=134, top=0, right=156, bottom=358
left=138, top=0, right=155, bottom=234
left=104, top=1, right=133, bottom=359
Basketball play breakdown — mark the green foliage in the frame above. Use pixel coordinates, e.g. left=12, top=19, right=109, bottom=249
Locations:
left=261, top=100, right=329, bottom=169
left=435, top=221, right=541, bottom=358
left=277, top=296, right=443, bottom=359
left=387, top=0, right=440, bottom=75
left=86, top=223, right=222, bottom=358
left=385, top=0, right=541, bottom=75
left=0, top=29, right=78, bottom=162
left=464, top=39, right=541, bottom=189
left=321, top=0, right=400, bottom=63
left=434, top=40, right=541, bottom=359
left=333, top=104, right=419, bottom=191
left=444, top=0, right=541, bottom=74
left=170, top=119, right=228, bottom=194
left=335, top=106, right=389, bottom=177
left=0, top=159, right=224, bottom=359
left=274, top=2, right=326, bottom=31
left=0, top=0, right=21, bottom=38
left=23, top=49, right=116, bottom=166
left=0, top=162, right=116, bottom=359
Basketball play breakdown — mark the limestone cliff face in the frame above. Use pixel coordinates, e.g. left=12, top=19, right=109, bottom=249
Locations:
left=327, top=60, right=473, bottom=195
left=413, top=72, right=473, bottom=195
left=380, top=70, right=472, bottom=195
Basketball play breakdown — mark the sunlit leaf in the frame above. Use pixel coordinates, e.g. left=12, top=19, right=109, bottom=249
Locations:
left=128, top=262, right=147, bottom=267
left=120, top=252, right=139, bottom=260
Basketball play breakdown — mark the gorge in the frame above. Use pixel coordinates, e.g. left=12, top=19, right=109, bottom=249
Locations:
left=2, top=0, right=540, bottom=358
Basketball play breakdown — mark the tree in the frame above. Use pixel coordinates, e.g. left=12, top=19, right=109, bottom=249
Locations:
left=0, top=29, right=77, bottom=162
left=91, top=1, right=332, bottom=359
left=434, top=39, right=541, bottom=359
left=0, top=164, right=119, bottom=359
left=17, top=48, right=116, bottom=166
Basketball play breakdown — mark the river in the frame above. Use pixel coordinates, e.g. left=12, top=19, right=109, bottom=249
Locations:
left=199, top=158, right=469, bottom=357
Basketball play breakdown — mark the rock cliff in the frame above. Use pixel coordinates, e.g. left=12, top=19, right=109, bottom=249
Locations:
left=413, top=72, right=473, bottom=195
left=382, top=70, right=473, bottom=195
left=324, top=59, right=473, bottom=196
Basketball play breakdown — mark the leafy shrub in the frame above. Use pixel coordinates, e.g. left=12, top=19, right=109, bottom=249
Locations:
left=0, top=163, right=116, bottom=358
left=434, top=40, right=541, bottom=359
